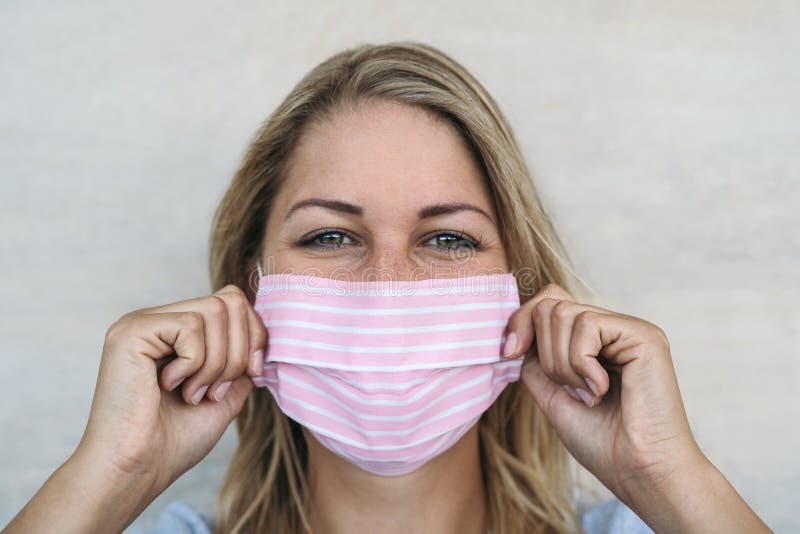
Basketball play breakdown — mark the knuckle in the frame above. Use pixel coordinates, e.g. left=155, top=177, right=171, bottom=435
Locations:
left=104, top=317, right=128, bottom=342
left=532, top=299, right=551, bottom=323
left=117, top=309, right=136, bottom=322
left=228, top=355, right=249, bottom=377
left=192, top=364, right=222, bottom=385
left=251, top=314, right=268, bottom=343
left=551, top=300, right=572, bottom=321
left=225, top=290, right=249, bottom=313
left=568, top=349, right=588, bottom=371
left=219, top=283, right=244, bottom=295
left=567, top=337, right=586, bottom=367
left=204, top=353, right=228, bottom=375
left=180, top=311, right=205, bottom=332
left=227, top=339, right=250, bottom=366
left=206, top=295, right=228, bottom=317
left=207, top=357, right=227, bottom=377
left=254, top=319, right=267, bottom=337
left=649, top=322, right=670, bottom=349
left=104, top=309, right=141, bottom=341
left=253, top=331, right=268, bottom=353
left=566, top=346, right=580, bottom=364
left=574, top=310, right=598, bottom=331
left=542, top=283, right=572, bottom=301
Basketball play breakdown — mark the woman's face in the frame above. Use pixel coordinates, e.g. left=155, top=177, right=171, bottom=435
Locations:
left=260, top=99, right=508, bottom=280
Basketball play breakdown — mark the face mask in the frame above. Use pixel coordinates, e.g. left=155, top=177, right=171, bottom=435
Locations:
left=251, top=267, right=522, bottom=477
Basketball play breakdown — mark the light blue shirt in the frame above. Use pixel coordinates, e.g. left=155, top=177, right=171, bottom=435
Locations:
left=128, top=498, right=654, bottom=533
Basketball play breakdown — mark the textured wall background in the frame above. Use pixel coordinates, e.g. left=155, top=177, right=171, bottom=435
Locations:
left=1, top=1, right=797, bottom=531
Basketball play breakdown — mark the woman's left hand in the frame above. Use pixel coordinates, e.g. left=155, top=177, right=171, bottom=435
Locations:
left=502, top=282, right=706, bottom=506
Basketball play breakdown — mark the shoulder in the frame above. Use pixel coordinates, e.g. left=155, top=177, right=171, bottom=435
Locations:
left=126, top=501, right=213, bottom=534
left=579, top=498, right=654, bottom=534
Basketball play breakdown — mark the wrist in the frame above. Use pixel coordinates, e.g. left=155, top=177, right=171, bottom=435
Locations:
left=63, top=443, right=159, bottom=532
left=619, top=446, right=770, bottom=533
left=619, top=445, right=713, bottom=532
left=3, top=443, right=158, bottom=534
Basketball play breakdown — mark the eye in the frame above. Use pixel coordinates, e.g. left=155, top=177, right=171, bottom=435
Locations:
left=423, top=231, right=480, bottom=251
left=298, top=229, right=355, bottom=248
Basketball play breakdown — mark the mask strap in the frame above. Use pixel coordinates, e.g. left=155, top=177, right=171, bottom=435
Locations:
left=256, top=257, right=264, bottom=278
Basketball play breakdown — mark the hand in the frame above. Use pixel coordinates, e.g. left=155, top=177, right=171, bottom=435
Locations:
left=76, top=284, right=267, bottom=499
left=502, top=283, right=704, bottom=504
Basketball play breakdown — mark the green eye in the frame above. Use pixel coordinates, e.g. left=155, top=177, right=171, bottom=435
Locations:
left=298, top=230, right=480, bottom=251
left=301, top=230, right=354, bottom=248
left=424, top=232, right=479, bottom=250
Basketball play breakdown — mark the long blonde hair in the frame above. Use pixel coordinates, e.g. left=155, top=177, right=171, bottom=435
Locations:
left=209, top=41, right=588, bottom=534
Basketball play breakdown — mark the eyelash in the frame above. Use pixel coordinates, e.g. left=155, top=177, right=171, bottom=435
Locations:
left=296, top=229, right=482, bottom=251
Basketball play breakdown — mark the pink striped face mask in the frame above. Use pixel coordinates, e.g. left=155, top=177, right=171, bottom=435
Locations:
left=251, top=268, right=523, bottom=477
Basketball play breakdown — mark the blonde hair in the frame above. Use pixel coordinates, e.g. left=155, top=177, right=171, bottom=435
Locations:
left=209, top=41, right=589, bottom=534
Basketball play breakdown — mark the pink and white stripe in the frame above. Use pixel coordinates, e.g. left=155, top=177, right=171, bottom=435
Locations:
left=252, top=272, right=522, bottom=476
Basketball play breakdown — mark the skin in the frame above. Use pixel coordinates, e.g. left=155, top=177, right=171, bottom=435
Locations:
left=259, top=100, right=508, bottom=534
left=3, top=100, right=770, bottom=534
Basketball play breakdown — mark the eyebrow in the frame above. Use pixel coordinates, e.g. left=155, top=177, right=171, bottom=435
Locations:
left=417, top=202, right=494, bottom=223
left=285, top=198, right=364, bottom=220
left=284, top=197, right=495, bottom=223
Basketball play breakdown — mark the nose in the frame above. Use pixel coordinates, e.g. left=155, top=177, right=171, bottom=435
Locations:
left=358, top=244, right=423, bottom=282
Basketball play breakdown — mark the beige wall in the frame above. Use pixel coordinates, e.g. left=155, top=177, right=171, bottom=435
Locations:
left=0, top=1, right=797, bottom=531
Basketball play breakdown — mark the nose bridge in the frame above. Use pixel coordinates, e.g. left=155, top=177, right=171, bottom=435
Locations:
left=361, top=239, right=420, bottom=282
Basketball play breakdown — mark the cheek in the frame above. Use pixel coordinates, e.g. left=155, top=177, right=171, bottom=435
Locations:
left=476, top=252, right=510, bottom=272
left=482, top=239, right=511, bottom=272
left=416, top=248, right=509, bottom=279
left=444, top=241, right=510, bottom=273
left=463, top=254, right=511, bottom=275
left=259, top=238, right=299, bottom=275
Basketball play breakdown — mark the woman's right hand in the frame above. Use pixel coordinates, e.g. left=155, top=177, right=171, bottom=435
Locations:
left=76, top=283, right=267, bottom=499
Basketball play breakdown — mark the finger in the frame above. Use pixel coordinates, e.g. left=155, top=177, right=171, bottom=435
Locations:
left=177, top=296, right=229, bottom=405
left=141, top=293, right=243, bottom=403
left=532, top=297, right=558, bottom=379
left=119, top=311, right=208, bottom=392
left=181, top=374, right=254, bottom=435
left=154, top=295, right=228, bottom=404
left=502, top=283, right=575, bottom=359
left=141, top=295, right=231, bottom=405
left=553, top=301, right=615, bottom=399
left=567, top=315, right=610, bottom=399
left=551, top=300, right=594, bottom=392
left=243, top=296, right=268, bottom=377
left=569, top=311, right=662, bottom=398
left=206, top=286, right=251, bottom=401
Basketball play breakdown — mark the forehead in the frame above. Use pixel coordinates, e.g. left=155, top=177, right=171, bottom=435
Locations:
left=279, top=99, right=492, bottom=209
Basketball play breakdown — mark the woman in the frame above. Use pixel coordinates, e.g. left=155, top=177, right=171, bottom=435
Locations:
left=4, top=41, right=769, bottom=534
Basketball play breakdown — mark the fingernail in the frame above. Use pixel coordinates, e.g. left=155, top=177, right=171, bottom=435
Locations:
left=213, top=381, right=232, bottom=401
left=563, top=385, right=581, bottom=402
left=167, top=376, right=185, bottom=392
left=250, top=350, right=264, bottom=374
left=585, top=377, right=600, bottom=397
left=502, top=332, right=518, bottom=358
left=576, top=388, right=595, bottom=407
left=191, top=385, right=209, bottom=405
